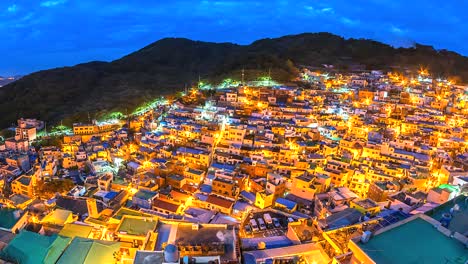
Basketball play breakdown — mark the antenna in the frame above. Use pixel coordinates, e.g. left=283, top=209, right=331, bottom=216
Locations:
left=87, top=112, right=91, bottom=123
left=241, top=68, right=245, bottom=86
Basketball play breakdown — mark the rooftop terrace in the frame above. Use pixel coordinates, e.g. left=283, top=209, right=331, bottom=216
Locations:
left=360, top=216, right=467, bottom=264
left=425, top=195, right=468, bottom=235
left=116, top=216, right=158, bottom=236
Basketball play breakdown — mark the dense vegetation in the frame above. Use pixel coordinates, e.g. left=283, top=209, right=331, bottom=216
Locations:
left=35, top=179, right=75, bottom=198
left=1, top=32, right=467, bottom=127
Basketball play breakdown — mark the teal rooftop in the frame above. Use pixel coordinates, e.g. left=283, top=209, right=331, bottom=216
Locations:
left=134, top=190, right=157, bottom=200
left=0, top=208, right=24, bottom=230
left=360, top=216, right=468, bottom=264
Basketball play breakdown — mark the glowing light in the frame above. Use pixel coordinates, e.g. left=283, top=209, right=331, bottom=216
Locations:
left=419, top=67, right=429, bottom=76
left=198, top=81, right=212, bottom=90
left=114, top=158, right=123, bottom=167
left=143, top=160, right=153, bottom=168
left=218, top=78, right=240, bottom=89
left=251, top=76, right=279, bottom=87
left=129, top=188, right=138, bottom=195
left=132, top=97, right=165, bottom=115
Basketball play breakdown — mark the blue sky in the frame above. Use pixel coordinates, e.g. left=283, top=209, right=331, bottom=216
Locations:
left=1, top=0, right=466, bottom=75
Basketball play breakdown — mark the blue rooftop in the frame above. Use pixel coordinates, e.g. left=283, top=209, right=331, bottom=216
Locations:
left=104, top=191, right=118, bottom=200
left=177, top=147, right=205, bottom=155
left=240, top=191, right=256, bottom=203
left=275, top=197, right=297, bottom=210
left=210, top=163, right=235, bottom=171
left=199, top=184, right=212, bottom=193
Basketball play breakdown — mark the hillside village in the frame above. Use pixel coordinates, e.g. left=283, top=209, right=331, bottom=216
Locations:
left=0, top=68, right=466, bottom=264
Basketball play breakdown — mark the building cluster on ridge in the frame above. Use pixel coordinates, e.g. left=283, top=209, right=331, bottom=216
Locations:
left=0, top=68, right=466, bottom=263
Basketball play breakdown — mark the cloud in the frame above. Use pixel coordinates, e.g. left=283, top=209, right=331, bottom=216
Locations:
left=7, top=4, right=17, bottom=13
left=390, top=25, right=406, bottom=35
left=304, top=5, right=334, bottom=15
left=40, top=0, right=67, bottom=7
left=340, top=17, right=359, bottom=26
left=321, top=7, right=333, bottom=13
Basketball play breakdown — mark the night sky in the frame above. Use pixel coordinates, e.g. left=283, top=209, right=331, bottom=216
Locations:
left=1, top=0, right=466, bottom=75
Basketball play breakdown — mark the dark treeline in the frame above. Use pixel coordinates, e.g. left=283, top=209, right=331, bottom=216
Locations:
left=1, top=32, right=467, bottom=127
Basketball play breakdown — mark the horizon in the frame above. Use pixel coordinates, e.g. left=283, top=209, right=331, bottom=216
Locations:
left=0, top=32, right=426, bottom=77
left=1, top=0, right=467, bottom=76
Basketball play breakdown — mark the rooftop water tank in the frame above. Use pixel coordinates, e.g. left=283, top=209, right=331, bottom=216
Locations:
left=440, top=213, right=452, bottom=228
left=164, top=244, right=179, bottom=263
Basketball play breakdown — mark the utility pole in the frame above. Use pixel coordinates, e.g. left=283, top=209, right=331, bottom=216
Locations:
left=198, top=74, right=201, bottom=89
left=241, top=68, right=245, bottom=86
left=268, top=67, right=271, bottom=86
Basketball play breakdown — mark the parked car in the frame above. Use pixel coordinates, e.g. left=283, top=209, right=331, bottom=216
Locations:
left=272, top=217, right=281, bottom=228
left=244, top=224, right=252, bottom=234
left=257, top=218, right=266, bottom=230
left=250, top=219, right=259, bottom=232
left=263, top=213, right=273, bottom=225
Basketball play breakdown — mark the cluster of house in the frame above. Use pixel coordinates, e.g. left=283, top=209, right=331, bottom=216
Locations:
left=0, top=68, right=466, bottom=263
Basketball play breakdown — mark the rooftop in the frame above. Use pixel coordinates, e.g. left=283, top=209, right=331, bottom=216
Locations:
left=111, top=207, right=151, bottom=221
left=243, top=243, right=330, bottom=264
left=153, top=198, right=180, bottom=213
left=16, top=175, right=31, bottom=186
left=56, top=237, right=121, bottom=264
left=116, top=216, right=158, bottom=236
left=0, top=208, right=24, bottom=229
left=58, top=223, right=94, bottom=238
left=352, top=198, right=379, bottom=209
left=206, top=195, right=234, bottom=209
left=134, top=190, right=157, bottom=200
left=360, top=216, right=468, bottom=264
left=425, top=195, right=468, bottom=234
left=133, top=251, right=164, bottom=264
left=173, top=223, right=237, bottom=261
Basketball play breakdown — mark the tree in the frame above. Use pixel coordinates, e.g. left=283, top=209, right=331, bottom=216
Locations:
left=37, top=179, right=75, bottom=198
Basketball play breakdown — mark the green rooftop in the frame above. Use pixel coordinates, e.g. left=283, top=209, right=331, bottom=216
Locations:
left=437, top=184, right=460, bottom=193
left=111, top=207, right=150, bottom=221
left=116, top=216, right=158, bottom=236
left=58, top=223, right=93, bottom=238
left=56, top=237, right=120, bottom=264
left=361, top=217, right=468, bottom=264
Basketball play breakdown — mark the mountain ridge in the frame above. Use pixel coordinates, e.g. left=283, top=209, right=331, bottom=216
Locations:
left=1, top=32, right=467, bottom=128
